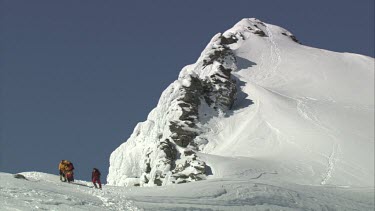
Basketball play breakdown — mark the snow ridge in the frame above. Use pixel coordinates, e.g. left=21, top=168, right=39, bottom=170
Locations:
left=108, top=18, right=374, bottom=189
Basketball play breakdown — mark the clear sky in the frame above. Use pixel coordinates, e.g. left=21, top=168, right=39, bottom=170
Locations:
left=1, top=0, right=374, bottom=181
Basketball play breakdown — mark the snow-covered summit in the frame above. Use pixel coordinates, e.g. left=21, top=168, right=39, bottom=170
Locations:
left=108, top=18, right=374, bottom=189
left=223, top=18, right=300, bottom=45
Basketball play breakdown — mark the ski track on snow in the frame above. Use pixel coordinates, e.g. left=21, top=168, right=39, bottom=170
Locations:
left=68, top=181, right=141, bottom=211
left=296, top=98, right=341, bottom=185
left=255, top=48, right=266, bottom=82
left=263, top=25, right=284, bottom=82
left=259, top=63, right=342, bottom=185
left=261, top=88, right=342, bottom=185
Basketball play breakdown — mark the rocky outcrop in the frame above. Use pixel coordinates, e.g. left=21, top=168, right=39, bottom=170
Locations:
left=142, top=138, right=177, bottom=186
left=247, top=25, right=267, bottom=37
left=163, top=34, right=238, bottom=184
left=169, top=76, right=203, bottom=148
left=13, top=174, right=27, bottom=180
left=281, top=32, right=301, bottom=44
left=108, top=19, right=265, bottom=187
left=170, top=149, right=206, bottom=184
left=169, top=34, right=238, bottom=149
left=137, top=33, right=239, bottom=186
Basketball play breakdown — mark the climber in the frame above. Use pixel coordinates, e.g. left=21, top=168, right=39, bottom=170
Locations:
left=64, top=161, right=75, bottom=183
left=58, top=160, right=75, bottom=182
left=92, top=168, right=102, bottom=189
left=58, top=160, right=67, bottom=182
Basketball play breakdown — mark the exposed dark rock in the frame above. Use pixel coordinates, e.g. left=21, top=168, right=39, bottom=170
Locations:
left=141, top=174, right=149, bottom=184
left=145, top=162, right=151, bottom=173
left=143, top=151, right=152, bottom=173
left=220, top=36, right=238, bottom=45
left=169, top=75, right=204, bottom=148
left=203, top=69, right=237, bottom=111
left=13, top=174, right=27, bottom=180
left=153, top=171, right=163, bottom=186
left=141, top=31, right=238, bottom=186
left=184, top=149, right=195, bottom=156
left=189, top=173, right=205, bottom=181
left=281, top=32, right=301, bottom=44
left=158, top=139, right=177, bottom=161
left=253, top=29, right=267, bottom=37
left=203, top=48, right=232, bottom=67
left=202, top=34, right=238, bottom=67
left=246, top=23, right=268, bottom=37
left=171, top=150, right=206, bottom=184
left=290, top=35, right=300, bottom=44
left=170, top=131, right=196, bottom=147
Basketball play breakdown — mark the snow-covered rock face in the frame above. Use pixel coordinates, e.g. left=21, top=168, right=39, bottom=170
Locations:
left=108, top=27, right=238, bottom=186
left=108, top=18, right=374, bottom=188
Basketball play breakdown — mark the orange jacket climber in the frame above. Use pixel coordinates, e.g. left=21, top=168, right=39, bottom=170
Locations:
left=58, top=160, right=75, bottom=182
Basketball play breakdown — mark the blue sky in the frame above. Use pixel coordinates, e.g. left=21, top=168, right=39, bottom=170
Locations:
left=1, top=0, right=373, bottom=181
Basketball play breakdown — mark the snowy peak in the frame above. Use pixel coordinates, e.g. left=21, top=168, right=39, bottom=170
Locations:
left=108, top=18, right=374, bottom=188
left=108, top=25, right=239, bottom=186
left=223, top=18, right=300, bottom=45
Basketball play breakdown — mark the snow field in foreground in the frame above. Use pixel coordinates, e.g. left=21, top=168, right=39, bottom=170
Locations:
left=1, top=172, right=374, bottom=210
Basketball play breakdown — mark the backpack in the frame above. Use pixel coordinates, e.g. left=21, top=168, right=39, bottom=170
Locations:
left=94, top=168, right=101, bottom=176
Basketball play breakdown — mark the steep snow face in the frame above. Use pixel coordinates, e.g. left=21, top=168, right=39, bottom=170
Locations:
left=108, top=18, right=374, bottom=187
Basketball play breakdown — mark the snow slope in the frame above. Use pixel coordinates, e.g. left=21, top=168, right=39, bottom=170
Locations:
left=108, top=18, right=374, bottom=188
left=1, top=172, right=374, bottom=210
left=0, top=172, right=140, bottom=211
left=202, top=18, right=374, bottom=187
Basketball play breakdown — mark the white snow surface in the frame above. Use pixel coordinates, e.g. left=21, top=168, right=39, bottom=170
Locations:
left=201, top=18, right=375, bottom=187
left=109, top=18, right=374, bottom=187
left=2, top=18, right=374, bottom=210
left=1, top=171, right=374, bottom=210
